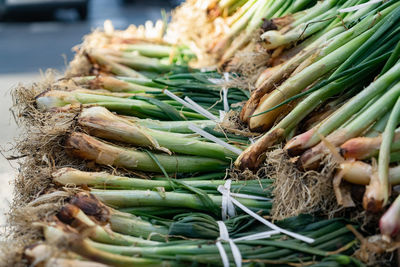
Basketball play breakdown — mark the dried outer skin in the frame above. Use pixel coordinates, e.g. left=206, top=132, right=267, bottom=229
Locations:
left=341, top=131, right=400, bottom=160
left=78, top=107, right=168, bottom=154
left=71, top=192, right=111, bottom=223
left=235, top=128, right=284, bottom=170
left=65, top=132, right=226, bottom=173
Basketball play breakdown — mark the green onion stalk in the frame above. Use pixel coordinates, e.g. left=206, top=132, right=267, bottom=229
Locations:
left=291, top=35, right=400, bottom=151
left=151, top=71, right=250, bottom=104
left=90, top=188, right=271, bottom=215
left=218, top=0, right=244, bottom=12
left=78, top=107, right=240, bottom=160
left=35, top=90, right=205, bottom=120
left=62, top=88, right=146, bottom=99
left=92, top=49, right=189, bottom=74
left=89, top=52, right=147, bottom=78
left=67, top=192, right=174, bottom=240
left=59, top=191, right=357, bottom=251
left=85, top=224, right=358, bottom=265
left=66, top=132, right=228, bottom=173
left=87, top=42, right=195, bottom=77
left=58, top=191, right=271, bottom=241
left=58, top=189, right=272, bottom=241
left=71, top=75, right=163, bottom=93
left=70, top=75, right=163, bottom=91
left=52, top=168, right=272, bottom=197
left=219, top=0, right=279, bottom=63
left=293, top=57, right=400, bottom=168
left=37, top=90, right=244, bottom=143
left=115, top=43, right=195, bottom=61
left=228, top=0, right=252, bottom=16
left=224, top=0, right=258, bottom=26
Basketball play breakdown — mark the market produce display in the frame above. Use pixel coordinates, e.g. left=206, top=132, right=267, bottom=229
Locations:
left=3, top=0, right=400, bottom=266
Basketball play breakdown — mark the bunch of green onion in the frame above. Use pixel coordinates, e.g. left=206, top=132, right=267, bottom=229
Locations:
left=233, top=0, right=400, bottom=241
left=35, top=183, right=360, bottom=266
left=21, top=0, right=400, bottom=264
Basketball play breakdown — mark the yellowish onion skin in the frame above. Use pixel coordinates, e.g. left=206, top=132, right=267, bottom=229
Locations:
left=340, top=137, right=382, bottom=160
left=340, top=161, right=400, bottom=186
left=340, top=161, right=372, bottom=185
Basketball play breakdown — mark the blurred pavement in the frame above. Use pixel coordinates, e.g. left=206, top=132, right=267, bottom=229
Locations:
left=0, top=0, right=175, bottom=227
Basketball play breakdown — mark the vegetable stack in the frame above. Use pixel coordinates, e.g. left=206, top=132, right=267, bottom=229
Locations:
left=5, top=0, right=400, bottom=267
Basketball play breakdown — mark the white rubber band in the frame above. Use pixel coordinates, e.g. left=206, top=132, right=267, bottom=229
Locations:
left=163, top=89, right=218, bottom=121
left=216, top=241, right=230, bottom=267
left=215, top=179, right=313, bottom=267
left=219, top=110, right=227, bottom=122
left=208, top=78, right=224, bottom=84
left=217, top=221, right=242, bottom=267
left=233, top=230, right=280, bottom=242
left=229, top=192, right=272, bottom=201
left=220, top=180, right=236, bottom=220
left=188, top=124, right=243, bottom=155
left=217, top=181, right=315, bottom=244
left=184, top=96, right=219, bottom=121
left=223, top=87, right=229, bottom=113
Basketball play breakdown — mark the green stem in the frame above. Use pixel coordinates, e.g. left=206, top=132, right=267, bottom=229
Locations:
left=53, top=168, right=271, bottom=191
left=303, top=60, right=400, bottom=149
left=90, top=52, right=146, bottom=78
left=66, top=132, right=227, bottom=173
left=378, top=96, right=400, bottom=206
left=91, top=189, right=271, bottom=213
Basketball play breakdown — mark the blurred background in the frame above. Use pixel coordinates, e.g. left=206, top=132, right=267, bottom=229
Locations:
left=0, top=0, right=182, bottom=227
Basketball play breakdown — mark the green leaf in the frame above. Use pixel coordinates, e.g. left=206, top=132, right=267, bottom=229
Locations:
left=144, top=149, right=175, bottom=190
left=133, top=95, right=186, bottom=121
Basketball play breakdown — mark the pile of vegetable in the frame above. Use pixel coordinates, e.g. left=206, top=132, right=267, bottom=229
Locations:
left=4, top=0, right=400, bottom=266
